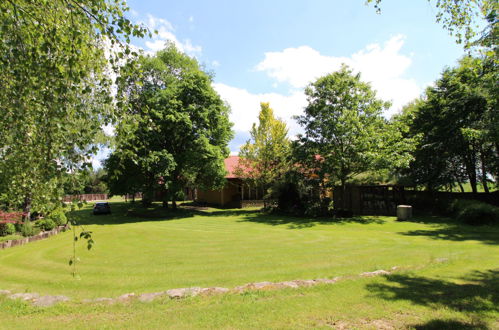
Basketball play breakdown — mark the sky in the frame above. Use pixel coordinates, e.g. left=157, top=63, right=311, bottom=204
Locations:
left=95, top=0, right=466, bottom=167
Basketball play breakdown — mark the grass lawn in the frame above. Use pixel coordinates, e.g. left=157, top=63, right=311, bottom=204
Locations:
left=0, top=200, right=497, bottom=329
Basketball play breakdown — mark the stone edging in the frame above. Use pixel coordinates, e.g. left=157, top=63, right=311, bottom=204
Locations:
left=0, top=267, right=398, bottom=307
left=0, top=225, right=68, bottom=250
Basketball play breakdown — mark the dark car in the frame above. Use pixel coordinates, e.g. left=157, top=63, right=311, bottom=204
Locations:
left=93, top=202, right=111, bottom=215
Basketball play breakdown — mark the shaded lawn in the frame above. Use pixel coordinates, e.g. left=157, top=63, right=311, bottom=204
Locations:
left=0, top=200, right=498, bottom=328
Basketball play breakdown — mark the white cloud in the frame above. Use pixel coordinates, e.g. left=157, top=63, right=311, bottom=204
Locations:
left=211, top=60, right=221, bottom=67
left=255, top=35, right=421, bottom=117
left=213, top=83, right=307, bottom=138
left=189, top=16, right=194, bottom=23
left=102, top=123, right=115, bottom=136
left=142, top=14, right=202, bottom=56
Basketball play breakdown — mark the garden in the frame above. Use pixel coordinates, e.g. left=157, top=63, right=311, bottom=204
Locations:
left=1, top=0, right=498, bottom=328
left=0, top=200, right=498, bottom=328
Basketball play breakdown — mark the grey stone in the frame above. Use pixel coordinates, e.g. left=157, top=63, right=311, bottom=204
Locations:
left=166, top=287, right=202, bottom=299
left=199, top=287, right=229, bottom=295
left=360, top=270, right=390, bottom=277
left=117, top=293, right=136, bottom=301
left=9, top=292, right=40, bottom=301
left=293, top=279, right=317, bottom=286
left=0, top=290, right=11, bottom=295
left=92, top=297, right=114, bottom=303
left=252, top=281, right=274, bottom=289
left=138, top=291, right=168, bottom=302
left=32, top=295, right=70, bottom=307
left=314, top=278, right=339, bottom=284
left=276, top=281, right=300, bottom=288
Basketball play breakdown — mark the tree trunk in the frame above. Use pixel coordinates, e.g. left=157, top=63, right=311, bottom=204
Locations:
left=171, top=198, right=177, bottom=210
left=162, top=189, right=169, bottom=208
left=340, top=178, right=346, bottom=210
left=464, top=154, right=478, bottom=194
left=457, top=182, right=465, bottom=193
left=468, top=171, right=478, bottom=194
left=480, top=150, right=490, bottom=193
left=22, top=194, right=32, bottom=222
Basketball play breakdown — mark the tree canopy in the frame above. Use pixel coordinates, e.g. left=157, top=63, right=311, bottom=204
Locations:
left=295, top=65, right=390, bottom=192
left=237, top=102, right=291, bottom=204
left=109, top=43, right=233, bottom=207
left=0, top=0, right=147, bottom=217
left=401, top=55, right=498, bottom=192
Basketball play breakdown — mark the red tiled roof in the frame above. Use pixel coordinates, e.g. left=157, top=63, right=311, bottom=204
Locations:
left=224, top=156, right=243, bottom=178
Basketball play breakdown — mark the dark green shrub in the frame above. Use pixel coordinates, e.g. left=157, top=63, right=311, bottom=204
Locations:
left=456, top=201, right=499, bottom=225
left=14, top=221, right=23, bottom=232
left=37, top=219, right=56, bottom=231
left=48, top=209, right=67, bottom=226
left=20, top=221, right=37, bottom=237
left=447, top=199, right=477, bottom=215
left=0, top=223, right=16, bottom=236
left=276, top=182, right=303, bottom=214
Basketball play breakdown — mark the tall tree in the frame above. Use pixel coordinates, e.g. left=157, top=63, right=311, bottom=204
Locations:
left=104, top=151, right=144, bottom=201
left=0, top=1, right=147, bottom=218
left=404, top=56, right=498, bottom=192
left=295, top=65, right=390, bottom=206
left=237, top=102, right=291, bottom=205
left=114, top=43, right=233, bottom=208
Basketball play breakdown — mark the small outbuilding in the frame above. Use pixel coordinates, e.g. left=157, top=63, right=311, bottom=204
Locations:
left=196, top=156, right=263, bottom=208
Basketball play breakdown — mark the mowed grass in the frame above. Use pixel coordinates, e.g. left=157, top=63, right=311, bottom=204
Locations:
left=0, top=200, right=498, bottom=329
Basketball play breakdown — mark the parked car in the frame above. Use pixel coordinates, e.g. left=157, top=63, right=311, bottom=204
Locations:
left=93, top=202, right=111, bottom=215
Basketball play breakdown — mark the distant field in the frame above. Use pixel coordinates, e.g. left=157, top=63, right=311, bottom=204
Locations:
left=442, top=182, right=497, bottom=192
left=0, top=201, right=497, bottom=329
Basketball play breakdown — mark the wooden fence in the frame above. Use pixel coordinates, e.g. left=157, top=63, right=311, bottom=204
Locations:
left=333, top=185, right=498, bottom=216
left=63, top=194, right=108, bottom=203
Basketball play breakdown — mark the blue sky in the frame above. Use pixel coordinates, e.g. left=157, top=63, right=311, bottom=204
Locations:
left=95, top=0, right=466, bottom=167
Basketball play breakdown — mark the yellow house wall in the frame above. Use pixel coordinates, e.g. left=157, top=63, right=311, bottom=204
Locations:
left=197, top=179, right=241, bottom=206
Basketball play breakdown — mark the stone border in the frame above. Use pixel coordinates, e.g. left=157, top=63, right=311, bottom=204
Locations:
left=0, top=225, right=68, bottom=250
left=0, top=267, right=399, bottom=307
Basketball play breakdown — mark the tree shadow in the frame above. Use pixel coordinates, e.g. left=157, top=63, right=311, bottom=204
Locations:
left=404, top=214, right=462, bottom=225
left=234, top=212, right=385, bottom=229
left=409, top=319, right=489, bottom=330
left=400, top=224, right=499, bottom=245
left=69, top=202, right=198, bottom=226
left=69, top=202, right=386, bottom=228
left=366, top=269, right=499, bottom=325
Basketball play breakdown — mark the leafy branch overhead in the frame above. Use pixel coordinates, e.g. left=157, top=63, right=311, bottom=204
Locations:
left=366, top=0, right=498, bottom=49
left=0, top=0, right=148, bottom=216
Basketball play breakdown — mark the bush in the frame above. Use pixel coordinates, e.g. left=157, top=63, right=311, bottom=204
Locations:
left=20, top=221, right=37, bottom=237
left=37, top=219, right=56, bottom=231
left=457, top=203, right=499, bottom=226
left=454, top=201, right=499, bottom=226
left=0, top=222, right=16, bottom=236
left=48, top=209, right=67, bottom=226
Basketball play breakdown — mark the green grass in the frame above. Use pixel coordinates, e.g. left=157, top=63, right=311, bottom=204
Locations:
left=442, top=182, right=497, bottom=192
left=0, top=201, right=498, bottom=329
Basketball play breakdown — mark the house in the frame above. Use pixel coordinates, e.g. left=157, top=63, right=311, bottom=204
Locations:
left=196, top=156, right=263, bottom=208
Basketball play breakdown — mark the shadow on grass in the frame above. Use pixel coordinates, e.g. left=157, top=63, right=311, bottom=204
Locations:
left=69, top=202, right=198, bottom=226
left=366, top=269, right=499, bottom=326
left=234, top=213, right=385, bottom=229
left=69, top=201, right=386, bottom=228
left=409, top=319, right=489, bottom=330
left=400, top=224, right=499, bottom=245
